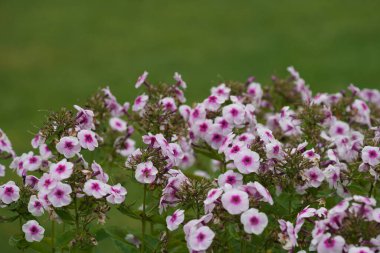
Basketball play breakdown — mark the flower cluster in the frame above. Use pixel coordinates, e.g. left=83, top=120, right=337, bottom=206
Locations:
left=0, top=67, right=379, bottom=252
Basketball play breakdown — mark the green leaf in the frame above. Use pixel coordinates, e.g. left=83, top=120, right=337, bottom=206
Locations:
left=112, top=239, right=139, bottom=253
left=117, top=204, right=141, bottom=220
left=56, top=229, right=75, bottom=248
left=0, top=215, right=19, bottom=223
left=55, top=209, right=75, bottom=224
left=95, top=228, right=110, bottom=242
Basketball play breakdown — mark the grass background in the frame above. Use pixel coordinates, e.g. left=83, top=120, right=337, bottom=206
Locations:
left=0, top=0, right=380, bottom=252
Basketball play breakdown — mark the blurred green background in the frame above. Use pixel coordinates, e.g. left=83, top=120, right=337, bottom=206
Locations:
left=1, top=0, right=380, bottom=252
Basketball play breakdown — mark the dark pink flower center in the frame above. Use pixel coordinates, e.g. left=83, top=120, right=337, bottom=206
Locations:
left=250, top=216, right=259, bottom=225
left=231, top=195, right=241, bottom=205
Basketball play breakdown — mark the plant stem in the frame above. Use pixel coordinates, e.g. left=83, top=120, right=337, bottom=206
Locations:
left=52, top=220, right=56, bottom=253
left=74, top=196, right=80, bottom=231
left=19, top=217, right=25, bottom=253
left=141, top=184, right=147, bottom=253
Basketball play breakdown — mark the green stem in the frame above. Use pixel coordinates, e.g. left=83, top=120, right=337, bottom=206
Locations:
left=52, top=220, right=56, bottom=253
left=19, top=217, right=25, bottom=253
left=74, top=197, right=80, bottom=231
left=368, top=182, right=374, bottom=197
left=141, top=185, right=147, bottom=253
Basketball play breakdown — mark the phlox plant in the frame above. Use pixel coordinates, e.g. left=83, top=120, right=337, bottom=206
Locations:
left=0, top=67, right=380, bottom=253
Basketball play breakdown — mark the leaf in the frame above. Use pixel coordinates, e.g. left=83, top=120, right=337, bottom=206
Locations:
left=9, top=234, right=30, bottom=250
left=117, top=204, right=141, bottom=220
left=29, top=241, right=51, bottom=253
left=104, top=226, right=128, bottom=242
left=144, top=234, right=160, bottom=251
left=56, top=229, right=75, bottom=248
left=55, top=209, right=75, bottom=224
left=0, top=215, right=19, bottom=223
left=112, top=239, right=139, bottom=253
left=95, top=228, right=109, bottom=242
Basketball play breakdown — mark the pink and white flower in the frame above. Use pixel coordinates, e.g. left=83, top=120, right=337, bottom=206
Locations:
left=109, top=117, right=127, bottom=132
left=203, top=95, right=225, bottom=112
left=317, top=234, right=345, bottom=253
left=222, top=103, right=245, bottom=126
left=56, top=136, right=81, bottom=158
left=174, top=72, right=187, bottom=89
left=48, top=182, right=72, bottom=207
left=91, top=161, right=109, bottom=183
left=49, top=159, right=73, bottom=180
left=83, top=179, right=109, bottom=199
left=77, top=129, right=98, bottom=151
left=22, top=220, right=45, bottom=242
left=28, top=195, right=45, bottom=216
left=166, top=209, right=185, bottom=231
left=135, top=71, right=148, bottom=88
left=160, top=97, right=177, bottom=112
left=106, top=183, right=127, bottom=204
left=132, top=94, right=149, bottom=112
left=0, top=181, right=20, bottom=204
left=211, top=83, right=230, bottom=101
left=240, top=208, right=268, bottom=235
left=0, top=164, right=5, bottom=177
left=304, top=166, right=325, bottom=188
left=135, top=161, right=158, bottom=184
left=361, top=146, right=380, bottom=166
left=218, top=170, right=243, bottom=189
left=233, top=149, right=260, bottom=174
left=38, top=173, right=58, bottom=193
left=188, top=226, right=215, bottom=251
left=221, top=188, right=249, bottom=215
left=24, top=153, right=42, bottom=171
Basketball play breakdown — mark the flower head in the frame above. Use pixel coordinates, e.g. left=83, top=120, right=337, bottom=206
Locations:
left=83, top=179, right=109, bottom=199
left=240, top=208, right=268, bottom=235
left=22, top=220, right=45, bottom=242
left=48, top=182, right=72, bottom=207
left=106, top=183, right=127, bottom=204
left=49, top=159, right=73, bottom=180
left=221, top=188, right=249, bottom=215
left=77, top=129, right=98, bottom=151
left=188, top=226, right=215, bottom=251
left=135, top=161, right=158, bottom=184
left=56, top=136, right=81, bottom=158
left=0, top=181, right=20, bottom=204
left=166, top=209, right=185, bottom=231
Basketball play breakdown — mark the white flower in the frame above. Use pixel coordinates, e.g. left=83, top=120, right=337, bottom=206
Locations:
left=22, top=220, right=45, bottom=242
left=109, top=117, right=127, bottom=132
left=0, top=181, right=20, bottom=204
left=304, top=166, right=324, bottom=188
left=317, top=234, right=345, bottom=253
left=37, top=173, right=58, bottom=193
left=348, top=246, right=374, bottom=253
left=106, top=183, right=127, bottom=204
left=132, top=94, right=149, bottom=112
left=233, top=149, right=260, bottom=174
left=166, top=209, right=185, bottom=231
left=218, top=170, right=243, bottom=189
left=49, top=159, right=73, bottom=180
left=77, top=129, right=98, bottom=151
left=28, top=195, right=45, bottom=216
left=221, top=188, right=249, bottom=215
left=135, top=161, right=158, bottom=184
left=240, top=208, right=268, bottom=235
left=56, top=136, right=81, bottom=158
left=83, top=179, right=110, bottom=199
left=135, top=71, right=148, bottom=88
left=222, top=103, right=245, bottom=126
left=188, top=226, right=215, bottom=251
left=361, top=146, right=380, bottom=166
left=47, top=182, right=72, bottom=207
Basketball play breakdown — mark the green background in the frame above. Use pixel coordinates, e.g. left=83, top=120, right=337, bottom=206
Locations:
left=1, top=0, right=380, bottom=252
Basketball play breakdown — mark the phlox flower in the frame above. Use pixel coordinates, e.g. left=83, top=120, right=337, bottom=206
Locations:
left=221, top=188, right=249, bottom=215
left=217, top=170, right=243, bottom=189
left=22, top=220, right=45, bottom=242
left=317, top=234, right=345, bottom=253
left=188, top=226, right=215, bottom=251
left=304, top=166, right=325, bottom=188
left=116, top=138, right=136, bottom=157
left=28, top=195, right=45, bottom=216
left=204, top=188, right=223, bottom=205
left=0, top=181, right=20, bottom=204
left=77, top=129, right=98, bottom=151
left=240, top=208, right=268, bottom=235
left=106, top=183, right=127, bottom=204
left=351, top=99, right=371, bottom=126
left=74, top=105, right=95, bottom=130
left=56, top=136, right=81, bottom=158
left=135, top=161, right=158, bottom=184
left=205, top=125, right=225, bottom=150
left=160, top=97, right=177, bottom=112
left=49, top=159, right=73, bottom=180
left=38, top=173, right=58, bottom=193
left=83, top=179, right=109, bottom=199
left=135, top=71, right=148, bottom=88
left=132, top=94, right=149, bottom=112
left=39, top=144, right=52, bottom=160
left=166, top=209, right=185, bottom=231
left=174, top=72, right=187, bottom=89
left=24, top=153, right=42, bottom=171
left=246, top=82, right=263, bottom=105
left=0, top=164, right=5, bottom=177
left=222, top=103, right=245, bottom=126
left=348, top=247, right=374, bottom=253
left=211, top=83, right=230, bottom=101
left=48, top=182, right=72, bottom=207
left=265, top=141, right=284, bottom=160
left=203, top=95, right=225, bottom=112
left=233, top=149, right=260, bottom=174
left=109, top=117, right=127, bottom=132
left=372, top=208, right=380, bottom=223
left=31, top=133, right=44, bottom=149
left=242, top=182, right=274, bottom=205
left=361, top=146, right=380, bottom=167
left=91, top=161, right=109, bottom=183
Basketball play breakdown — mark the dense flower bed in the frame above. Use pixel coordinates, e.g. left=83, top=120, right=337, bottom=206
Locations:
left=0, top=67, right=380, bottom=252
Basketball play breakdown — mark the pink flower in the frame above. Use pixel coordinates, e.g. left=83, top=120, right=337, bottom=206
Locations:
left=188, top=226, right=215, bottom=251
left=203, top=95, right=225, bottom=112
left=22, top=220, right=45, bottom=242
left=0, top=164, right=5, bottom=177
left=135, top=71, right=148, bottom=88
left=205, top=125, right=225, bottom=150
left=28, top=195, right=45, bottom=216
left=222, top=103, right=245, bottom=126
left=329, top=121, right=350, bottom=136
left=246, top=82, right=263, bottom=104
left=373, top=208, right=380, bottom=223
left=160, top=97, right=177, bottom=112
left=351, top=99, right=371, bottom=126
left=77, top=129, right=98, bottom=151
left=0, top=181, right=20, bottom=204
left=240, top=208, right=268, bottom=235
left=56, top=136, right=81, bottom=158
left=243, top=182, right=274, bottom=205
left=265, top=141, right=284, bottom=160
left=109, top=117, right=127, bottom=132
left=38, top=173, right=58, bottom=193
left=166, top=209, right=185, bottom=231
left=48, top=182, right=72, bottom=207
left=116, top=138, right=136, bottom=157
left=304, top=166, right=325, bottom=188
left=218, top=170, right=243, bottom=188
left=31, top=133, right=44, bottom=149
left=83, top=179, right=109, bottom=199
left=361, top=146, right=380, bottom=166
left=221, top=188, right=249, bottom=215
left=39, top=144, right=52, bottom=160
left=233, top=149, right=260, bottom=174
left=211, top=83, right=230, bottom=100
left=24, top=153, right=42, bottom=171
left=91, top=161, right=109, bottom=183
left=173, top=72, right=187, bottom=89
left=135, top=161, right=158, bottom=184
left=49, top=159, right=73, bottom=180
left=204, top=188, right=223, bottom=205
left=132, top=94, right=149, bottom=112
left=317, top=234, right=345, bottom=253
left=348, top=246, right=373, bottom=253
left=106, top=183, right=127, bottom=204
left=74, top=105, right=95, bottom=130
